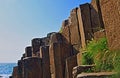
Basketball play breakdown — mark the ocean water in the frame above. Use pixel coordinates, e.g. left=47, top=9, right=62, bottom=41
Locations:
left=0, top=63, right=17, bottom=78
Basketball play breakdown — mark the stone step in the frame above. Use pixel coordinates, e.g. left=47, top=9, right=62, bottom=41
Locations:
left=73, top=65, right=95, bottom=78
left=77, top=72, right=116, bottom=78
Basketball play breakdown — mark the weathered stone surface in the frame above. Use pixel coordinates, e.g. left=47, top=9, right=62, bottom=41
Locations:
left=91, top=0, right=104, bottom=29
left=94, top=29, right=105, bottom=40
left=49, top=43, right=71, bottom=78
left=12, top=66, right=18, bottom=78
left=80, top=3, right=93, bottom=40
left=25, top=46, right=32, bottom=57
left=65, top=55, right=77, bottom=78
left=72, top=45, right=80, bottom=55
left=32, top=38, right=41, bottom=56
left=49, top=43, right=63, bottom=78
left=99, top=0, right=120, bottom=50
left=50, top=33, right=63, bottom=43
left=17, top=60, right=24, bottom=78
left=23, top=57, right=42, bottom=78
left=40, top=46, right=51, bottom=78
left=62, top=19, right=69, bottom=28
left=77, top=7, right=86, bottom=50
left=91, top=0, right=99, bottom=12
left=47, top=32, right=56, bottom=38
left=32, top=37, right=50, bottom=56
left=41, top=37, right=50, bottom=46
left=90, top=1, right=101, bottom=32
left=69, top=8, right=81, bottom=51
left=77, top=52, right=82, bottom=65
left=77, top=72, right=116, bottom=78
left=77, top=3, right=93, bottom=49
left=61, top=17, right=80, bottom=54
left=73, top=65, right=95, bottom=78
left=61, top=20, right=71, bottom=44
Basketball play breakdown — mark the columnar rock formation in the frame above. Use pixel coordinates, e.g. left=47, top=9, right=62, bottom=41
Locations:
left=11, top=0, right=120, bottom=78
left=99, top=0, right=120, bottom=50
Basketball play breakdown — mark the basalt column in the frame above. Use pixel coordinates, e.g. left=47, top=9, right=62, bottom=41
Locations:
left=49, top=43, right=63, bottom=78
left=25, top=46, right=32, bottom=57
left=12, top=66, right=19, bottom=78
left=65, top=55, right=77, bottom=78
left=99, top=0, right=120, bottom=50
left=22, top=57, right=42, bottom=78
left=49, top=42, right=71, bottom=78
left=32, top=38, right=42, bottom=56
left=40, top=46, right=51, bottom=78
left=77, top=3, right=93, bottom=50
left=69, top=8, right=81, bottom=54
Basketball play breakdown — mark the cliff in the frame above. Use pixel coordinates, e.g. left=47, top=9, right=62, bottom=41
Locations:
left=11, top=0, right=120, bottom=78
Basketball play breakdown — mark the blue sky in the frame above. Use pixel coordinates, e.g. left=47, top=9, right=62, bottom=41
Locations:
left=0, top=0, right=91, bottom=63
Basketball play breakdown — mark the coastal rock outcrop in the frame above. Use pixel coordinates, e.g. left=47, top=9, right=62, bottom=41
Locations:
left=11, top=0, right=120, bottom=78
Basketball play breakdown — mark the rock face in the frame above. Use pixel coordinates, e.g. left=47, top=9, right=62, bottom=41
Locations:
left=49, top=43, right=64, bottom=78
left=99, top=0, right=120, bottom=50
left=12, top=66, right=19, bottom=78
left=65, top=55, right=77, bottom=78
left=40, top=46, right=51, bottom=78
left=25, top=46, right=32, bottom=57
left=49, top=42, right=72, bottom=78
left=11, top=0, right=120, bottom=78
left=23, top=57, right=42, bottom=78
left=69, top=8, right=81, bottom=52
left=17, top=60, right=23, bottom=78
left=77, top=3, right=93, bottom=50
left=94, top=29, right=105, bottom=40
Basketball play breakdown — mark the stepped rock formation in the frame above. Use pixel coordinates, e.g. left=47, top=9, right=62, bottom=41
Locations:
left=11, top=0, right=120, bottom=78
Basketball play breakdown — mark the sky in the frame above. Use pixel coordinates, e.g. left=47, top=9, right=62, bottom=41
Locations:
left=0, top=0, right=91, bottom=63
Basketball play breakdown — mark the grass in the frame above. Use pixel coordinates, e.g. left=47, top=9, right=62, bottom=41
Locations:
left=82, top=37, right=120, bottom=77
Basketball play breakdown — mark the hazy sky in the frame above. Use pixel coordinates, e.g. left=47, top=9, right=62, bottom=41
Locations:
left=0, top=0, right=91, bottom=63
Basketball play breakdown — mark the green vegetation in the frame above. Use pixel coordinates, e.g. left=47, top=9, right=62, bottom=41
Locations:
left=82, top=37, right=120, bottom=77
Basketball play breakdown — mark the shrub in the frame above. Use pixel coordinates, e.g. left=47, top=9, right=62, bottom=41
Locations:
left=82, top=37, right=120, bottom=74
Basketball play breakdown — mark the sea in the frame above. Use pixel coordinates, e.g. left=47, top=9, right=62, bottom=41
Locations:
left=0, top=63, right=17, bottom=78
